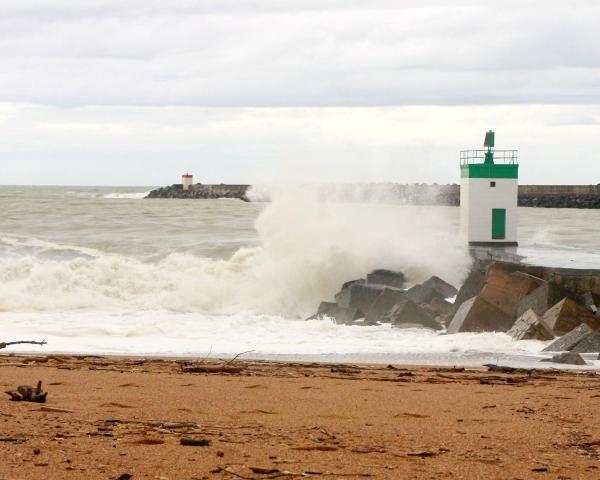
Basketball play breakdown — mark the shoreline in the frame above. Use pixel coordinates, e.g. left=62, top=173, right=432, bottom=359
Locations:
left=2, top=355, right=600, bottom=479
left=5, top=349, right=600, bottom=371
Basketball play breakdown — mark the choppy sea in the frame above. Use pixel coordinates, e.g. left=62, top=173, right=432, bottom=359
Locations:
left=1, top=185, right=600, bottom=367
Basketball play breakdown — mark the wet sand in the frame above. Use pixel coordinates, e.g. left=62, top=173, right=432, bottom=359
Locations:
left=1, top=355, right=600, bottom=479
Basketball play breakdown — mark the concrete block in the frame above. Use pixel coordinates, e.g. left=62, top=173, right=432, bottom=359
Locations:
left=453, top=270, right=486, bottom=312
left=569, top=330, right=600, bottom=354
left=516, top=282, right=580, bottom=318
left=582, top=292, right=598, bottom=314
left=447, top=295, right=515, bottom=334
left=314, top=302, right=364, bottom=325
left=365, top=288, right=407, bottom=325
left=405, top=284, right=446, bottom=304
left=422, top=275, right=458, bottom=299
left=479, top=265, right=545, bottom=318
left=335, top=283, right=387, bottom=313
left=541, top=298, right=600, bottom=336
left=542, top=324, right=593, bottom=352
left=366, top=269, right=406, bottom=289
left=541, top=352, right=586, bottom=366
left=506, top=309, right=555, bottom=341
left=383, top=300, right=442, bottom=331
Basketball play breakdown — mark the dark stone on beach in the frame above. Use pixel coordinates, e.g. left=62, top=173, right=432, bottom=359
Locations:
left=312, top=302, right=364, bottom=325
left=516, top=282, right=579, bottom=318
left=383, top=300, right=442, bottom=331
left=507, top=309, right=555, bottom=341
left=365, top=288, right=407, bottom=325
left=447, top=296, right=514, bottom=333
left=366, top=269, right=406, bottom=289
left=422, top=276, right=458, bottom=299
left=541, top=352, right=586, bottom=366
left=570, top=330, right=600, bottom=354
left=453, top=270, right=486, bottom=312
left=541, top=298, right=600, bottom=336
left=335, top=283, right=389, bottom=314
left=542, top=324, right=593, bottom=352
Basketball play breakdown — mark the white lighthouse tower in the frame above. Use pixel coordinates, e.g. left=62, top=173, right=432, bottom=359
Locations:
left=182, top=173, right=193, bottom=191
left=460, top=131, right=518, bottom=246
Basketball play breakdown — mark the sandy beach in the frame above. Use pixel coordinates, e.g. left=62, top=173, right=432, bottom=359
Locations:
left=1, top=355, right=600, bottom=479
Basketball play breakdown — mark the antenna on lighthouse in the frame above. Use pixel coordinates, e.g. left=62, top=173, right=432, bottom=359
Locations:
left=483, top=130, right=495, bottom=164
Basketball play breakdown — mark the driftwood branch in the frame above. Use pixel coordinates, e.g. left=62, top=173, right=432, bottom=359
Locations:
left=222, top=350, right=255, bottom=367
left=181, top=349, right=255, bottom=374
left=0, top=339, right=47, bottom=350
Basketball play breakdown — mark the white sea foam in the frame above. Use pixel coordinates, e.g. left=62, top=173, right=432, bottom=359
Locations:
left=0, top=185, right=471, bottom=317
left=102, top=191, right=150, bottom=199
left=0, top=310, right=553, bottom=364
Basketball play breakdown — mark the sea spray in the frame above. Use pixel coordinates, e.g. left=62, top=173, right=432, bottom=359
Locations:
left=0, top=184, right=471, bottom=317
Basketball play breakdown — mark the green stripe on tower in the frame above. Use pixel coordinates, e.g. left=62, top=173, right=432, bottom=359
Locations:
left=461, top=164, right=518, bottom=179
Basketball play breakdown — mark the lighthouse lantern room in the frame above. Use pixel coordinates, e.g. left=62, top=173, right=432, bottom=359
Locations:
left=182, top=173, right=193, bottom=191
left=460, top=131, right=519, bottom=246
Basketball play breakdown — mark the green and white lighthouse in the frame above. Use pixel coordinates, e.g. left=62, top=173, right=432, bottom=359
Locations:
left=460, top=131, right=519, bottom=246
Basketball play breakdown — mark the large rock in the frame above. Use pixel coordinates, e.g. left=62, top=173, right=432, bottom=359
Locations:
left=405, top=284, right=446, bottom=304
left=447, top=296, right=514, bottom=333
left=542, top=324, right=593, bottom=352
left=335, top=283, right=388, bottom=313
left=422, top=276, right=458, bottom=299
left=479, top=264, right=545, bottom=318
left=365, top=269, right=406, bottom=289
left=422, top=298, right=454, bottom=317
left=516, top=282, right=579, bottom=318
left=383, top=300, right=442, bottom=331
left=312, top=302, right=364, bottom=325
left=365, top=288, right=407, bottom=325
left=570, top=331, right=600, bottom=354
left=507, top=309, right=555, bottom=341
left=340, top=278, right=365, bottom=291
left=453, top=270, right=486, bottom=312
left=541, top=298, right=600, bottom=336
left=541, top=352, right=586, bottom=366
left=582, top=292, right=599, bottom=314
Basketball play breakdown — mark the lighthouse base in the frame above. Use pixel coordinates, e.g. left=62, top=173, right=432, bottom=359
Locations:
left=468, top=241, right=519, bottom=247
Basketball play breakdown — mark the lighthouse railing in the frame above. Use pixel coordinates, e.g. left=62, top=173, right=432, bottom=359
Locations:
left=460, top=150, right=518, bottom=165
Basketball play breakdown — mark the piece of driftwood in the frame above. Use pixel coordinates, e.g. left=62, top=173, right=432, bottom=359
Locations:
left=181, top=350, right=254, bottom=374
left=213, top=466, right=373, bottom=479
left=0, top=339, right=47, bottom=350
left=5, top=380, right=47, bottom=402
left=180, top=437, right=211, bottom=446
left=181, top=365, right=242, bottom=374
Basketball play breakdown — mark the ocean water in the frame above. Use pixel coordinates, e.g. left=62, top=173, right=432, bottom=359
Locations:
left=1, top=185, right=600, bottom=366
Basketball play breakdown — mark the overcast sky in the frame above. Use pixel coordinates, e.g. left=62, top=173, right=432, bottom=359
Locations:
left=1, top=0, right=599, bottom=185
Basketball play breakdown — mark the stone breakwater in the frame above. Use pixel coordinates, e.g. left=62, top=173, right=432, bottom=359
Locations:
left=146, top=184, right=250, bottom=201
left=309, top=259, right=600, bottom=365
left=146, top=183, right=600, bottom=208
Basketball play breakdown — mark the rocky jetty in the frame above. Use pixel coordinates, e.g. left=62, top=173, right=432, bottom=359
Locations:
left=309, top=260, right=600, bottom=365
left=308, top=269, right=456, bottom=331
left=146, top=184, right=249, bottom=201
left=145, top=182, right=600, bottom=208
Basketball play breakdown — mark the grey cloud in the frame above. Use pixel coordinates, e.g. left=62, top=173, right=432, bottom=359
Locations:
left=0, top=1, right=599, bottom=107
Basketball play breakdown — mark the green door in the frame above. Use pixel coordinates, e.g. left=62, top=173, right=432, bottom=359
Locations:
left=492, top=209, right=506, bottom=239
